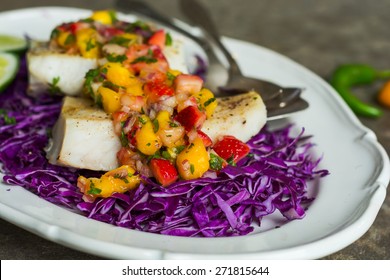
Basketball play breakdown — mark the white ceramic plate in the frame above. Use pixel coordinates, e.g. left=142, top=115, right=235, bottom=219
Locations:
left=0, top=7, right=388, bottom=260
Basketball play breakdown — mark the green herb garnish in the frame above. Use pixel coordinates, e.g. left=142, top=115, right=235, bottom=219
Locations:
left=106, top=53, right=127, bottom=63
left=0, top=109, right=16, bottom=125
left=48, top=76, right=61, bottom=94
left=165, top=32, right=173, bottom=46
left=209, top=153, right=224, bottom=171
left=87, top=181, right=102, bottom=195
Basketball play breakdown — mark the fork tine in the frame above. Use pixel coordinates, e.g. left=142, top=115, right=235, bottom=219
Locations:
left=265, top=87, right=303, bottom=109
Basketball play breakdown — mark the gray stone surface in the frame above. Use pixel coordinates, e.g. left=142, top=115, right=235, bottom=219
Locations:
left=0, top=0, right=389, bottom=259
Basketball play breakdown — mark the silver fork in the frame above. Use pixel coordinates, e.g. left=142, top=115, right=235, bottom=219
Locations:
left=116, top=0, right=309, bottom=119
left=179, top=0, right=308, bottom=113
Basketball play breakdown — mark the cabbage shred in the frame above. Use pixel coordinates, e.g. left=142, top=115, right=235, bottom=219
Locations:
left=0, top=56, right=329, bottom=237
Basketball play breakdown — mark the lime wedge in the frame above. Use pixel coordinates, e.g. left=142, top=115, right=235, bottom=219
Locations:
left=0, top=52, right=19, bottom=92
left=0, top=34, right=27, bottom=53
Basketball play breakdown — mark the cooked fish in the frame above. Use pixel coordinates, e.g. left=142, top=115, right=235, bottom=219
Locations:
left=46, top=91, right=266, bottom=171
left=202, top=91, right=267, bottom=143
left=27, top=40, right=188, bottom=96
left=27, top=41, right=98, bottom=96
left=46, top=96, right=121, bottom=170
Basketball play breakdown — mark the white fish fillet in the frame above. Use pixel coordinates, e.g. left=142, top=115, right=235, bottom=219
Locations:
left=46, top=92, right=266, bottom=171
left=46, top=97, right=121, bottom=170
left=27, top=42, right=98, bottom=96
left=202, top=91, right=267, bottom=143
left=27, top=40, right=188, bottom=96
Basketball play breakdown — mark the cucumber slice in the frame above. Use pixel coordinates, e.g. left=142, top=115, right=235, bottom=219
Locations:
left=0, top=52, right=19, bottom=92
left=0, top=34, right=27, bottom=53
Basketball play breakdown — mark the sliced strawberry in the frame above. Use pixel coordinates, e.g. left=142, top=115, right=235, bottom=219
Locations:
left=117, top=147, right=136, bottom=167
left=125, top=44, right=150, bottom=61
left=148, top=30, right=166, bottom=49
left=177, top=96, right=198, bottom=112
left=173, top=74, right=203, bottom=95
left=125, top=44, right=169, bottom=74
left=197, top=130, right=213, bottom=147
left=132, top=60, right=168, bottom=76
left=126, top=123, right=140, bottom=147
left=213, top=135, right=250, bottom=164
left=175, top=105, right=206, bottom=131
left=144, top=81, right=175, bottom=103
left=139, top=68, right=167, bottom=83
left=149, top=158, right=178, bottom=186
left=98, top=26, right=124, bottom=39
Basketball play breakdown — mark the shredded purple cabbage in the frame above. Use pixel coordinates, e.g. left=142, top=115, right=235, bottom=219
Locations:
left=0, top=55, right=329, bottom=237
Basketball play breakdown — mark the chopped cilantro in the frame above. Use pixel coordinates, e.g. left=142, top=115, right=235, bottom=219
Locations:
left=85, top=38, right=96, bottom=51
left=102, top=81, right=123, bottom=92
left=204, top=97, right=216, bottom=107
left=120, top=130, right=129, bottom=147
left=161, top=150, right=172, bottom=160
left=174, top=145, right=185, bottom=154
left=138, top=116, right=147, bottom=125
left=84, top=68, right=100, bottom=97
left=108, top=10, right=118, bottom=23
left=209, top=153, right=224, bottom=171
left=80, top=18, right=94, bottom=23
left=0, top=109, right=16, bottom=125
left=64, top=34, right=75, bottom=46
left=169, top=121, right=179, bottom=127
left=108, top=36, right=133, bottom=47
left=106, top=53, right=127, bottom=63
left=190, top=164, right=195, bottom=174
left=131, top=55, right=157, bottom=64
left=166, top=72, right=176, bottom=81
left=48, top=76, right=61, bottom=94
left=227, top=155, right=236, bottom=166
left=165, top=32, right=173, bottom=46
left=152, top=118, right=159, bottom=133
left=50, top=28, right=60, bottom=39
left=87, top=181, right=102, bottom=195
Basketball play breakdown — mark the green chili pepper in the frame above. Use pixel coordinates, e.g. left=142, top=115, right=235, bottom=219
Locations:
left=330, top=64, right=390, bottom=118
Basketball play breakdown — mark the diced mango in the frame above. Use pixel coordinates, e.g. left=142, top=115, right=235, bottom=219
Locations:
left=90, top=10, right=116, bottom=25
left=76, top=28, right=100, bottom=58
left=57, top=31, right=74, bottom=48
left=155, top=111, right=185, bottom=148
left=193, top=88, right=217, bottom=118
left=98, top=86, right=122, bottom=114
left=176, top=138, right=210, bottom=180
left=115, top=33, right=139, bottom=46
left=78, top=165, right=140, bottom=199
left=125, top=82, right=144, bottom=96
left=135, top=115, right=162, bottom=155
left=155, top=110, right=170, bottom=128
left=103, top=62, right=139, bottom=88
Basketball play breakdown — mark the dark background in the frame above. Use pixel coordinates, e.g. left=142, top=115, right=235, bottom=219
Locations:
left=0, top=0, right=389, bottom=259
